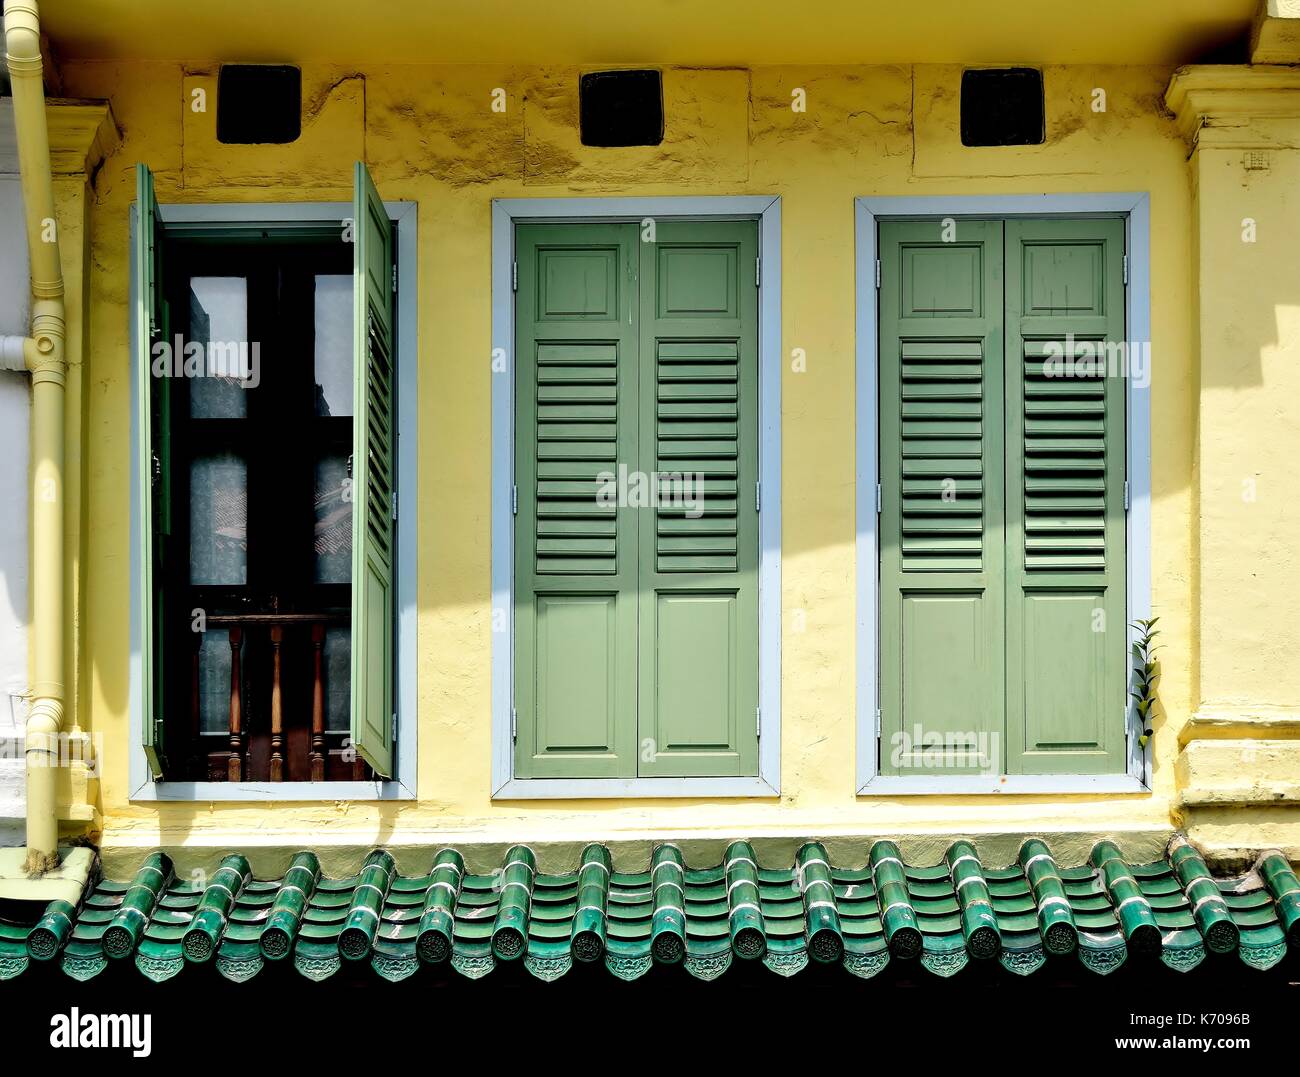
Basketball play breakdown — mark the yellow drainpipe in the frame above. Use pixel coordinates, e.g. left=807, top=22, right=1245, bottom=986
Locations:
left=1, top=0, right=66, bottom=874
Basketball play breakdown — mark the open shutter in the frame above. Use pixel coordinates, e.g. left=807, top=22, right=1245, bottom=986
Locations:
left=513, top=223, right=639, bottom=777
left=1004, top=218, right=1126, bottom=773
left=136, top=163, right=170, bottom=778
left=635, top=220, right=760, bottom=777
left=349, top=162, right=396, bottom=778
left=878, top=220, right=1006, bottom=775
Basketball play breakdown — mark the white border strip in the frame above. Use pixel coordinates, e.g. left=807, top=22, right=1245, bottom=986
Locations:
left=128, top=199, right=418, bottom=802
left=854, top=193, right=1152, bottom=796
left=1124, top=195, right=1153, bottom=781
left=491, top=195, right=782, bottom=800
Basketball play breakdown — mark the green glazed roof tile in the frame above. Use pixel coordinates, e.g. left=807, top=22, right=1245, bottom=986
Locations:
left=1, top=836, right=1296, bottom=983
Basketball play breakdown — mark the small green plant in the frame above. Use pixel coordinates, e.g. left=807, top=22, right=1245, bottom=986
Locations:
left=1131, top=617, right=1160, bottom=749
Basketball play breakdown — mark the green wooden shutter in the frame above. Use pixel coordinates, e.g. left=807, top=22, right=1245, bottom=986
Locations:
left=136, top=163, right=170, bottom=778
left=636, top=220, right=760, bottom=777
left=878, top=220, right=1006, bottom=775
left=513, top=223, right=639, bottom=777
left=1003, top=218, right=1126, bottom=774
left=349, top=162, right=396, bottom=778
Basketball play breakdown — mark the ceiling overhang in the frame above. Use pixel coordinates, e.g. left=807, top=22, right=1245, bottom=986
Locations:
left=35, top=1, right=1258, bottom=67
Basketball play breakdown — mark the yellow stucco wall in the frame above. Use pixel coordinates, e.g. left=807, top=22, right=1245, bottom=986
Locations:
left=56, top=61, right=1206, bottom=875
left=1191, top=120, right=1300, bottom=712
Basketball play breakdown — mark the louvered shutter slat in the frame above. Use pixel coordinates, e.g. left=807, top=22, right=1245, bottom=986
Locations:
left=532, top=341, right=619, bottom=576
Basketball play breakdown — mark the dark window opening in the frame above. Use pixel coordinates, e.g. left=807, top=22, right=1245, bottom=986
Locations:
left=960, top=68, right=1045, bottom=147
left=579, top=69, right=664, bottom=147
left=157, top=237, right=371, bottom=781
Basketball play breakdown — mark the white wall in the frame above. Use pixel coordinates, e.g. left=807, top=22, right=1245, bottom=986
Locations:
left=0, top=97, right=30, bottom=843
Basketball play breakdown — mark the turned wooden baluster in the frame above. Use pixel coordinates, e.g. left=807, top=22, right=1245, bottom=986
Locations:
left=270, top=625, right=285, bottom=781
left=227, top=626, right=243, bottom=782
left=310, top=623, right=326, bottom=781
left=190, top=631, right=202, bottom=768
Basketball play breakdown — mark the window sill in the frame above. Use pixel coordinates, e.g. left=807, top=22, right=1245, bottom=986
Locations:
left=492, top=776, right=779, bottom=800
left=857, top=774, right=1150, bottom=796
left=130, top=780, right=414, bottom=802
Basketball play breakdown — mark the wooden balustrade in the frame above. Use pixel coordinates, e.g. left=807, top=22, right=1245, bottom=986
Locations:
left=201, top=613, right=360, bottom=782
left=311, top=623, right=326, bottom=782
left=228, top=625, right=244, bottom=781
left=269, top=625, right=284, bottom=782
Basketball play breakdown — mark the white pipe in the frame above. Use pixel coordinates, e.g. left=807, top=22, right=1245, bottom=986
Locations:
left=5, top=0, right=66, bottom=875
left=0, top=334, right=27, bottom=369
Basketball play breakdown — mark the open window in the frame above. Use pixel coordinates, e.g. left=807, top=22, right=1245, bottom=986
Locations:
left=134, top=163, right=400, bottom=786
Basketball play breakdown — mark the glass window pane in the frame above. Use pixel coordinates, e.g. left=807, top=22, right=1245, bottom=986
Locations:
left=197, top=628, right=233, bottom=735
left=314, top=453, right=352, bottom=583
left=190, top=453, right=248, bottom=585
left=189, top=277, right=251, bottom=419
left=314, top=275, right=353, bottom=417
left=323, top=627, right=351, bottom=731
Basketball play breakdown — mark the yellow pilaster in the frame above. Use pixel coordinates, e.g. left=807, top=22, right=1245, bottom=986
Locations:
left=1165, top=65, right=1300, bottom=862
left=45, top=100, right=118, bottom=837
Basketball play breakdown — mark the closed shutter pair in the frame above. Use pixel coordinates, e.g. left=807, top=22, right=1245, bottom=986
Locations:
left=878, top=218, right=1128, bottom=776
left=513, top=221, right=761, bottom=779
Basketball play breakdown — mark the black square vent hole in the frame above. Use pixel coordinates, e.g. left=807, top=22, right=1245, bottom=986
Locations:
left=579, top=70, right=664, bottom=148
left=960, top=68, right=1044, bottom=147
left=217, top=64, right=302, bottom=145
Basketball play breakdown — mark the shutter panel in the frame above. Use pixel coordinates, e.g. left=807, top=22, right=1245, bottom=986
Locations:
left=533, top=338, right=620, bottom=576
left=513, top=224, right=639, bottom=777
left=1004, top=218, right=1126, bottom=774
left=636, top=220, right=760, bottom=777
left=349, top=162, right=396, bottom=778
left=136, top=163, right=169, bottom=778
left=878, top=220, right=1006, bottom=775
